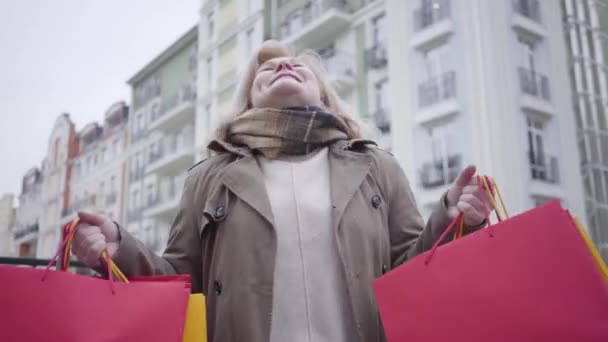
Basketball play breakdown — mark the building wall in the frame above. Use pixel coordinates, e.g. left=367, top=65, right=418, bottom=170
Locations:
left=0, top=194, right=15, bottom=256
left=38, top=114, right=77, bottom=258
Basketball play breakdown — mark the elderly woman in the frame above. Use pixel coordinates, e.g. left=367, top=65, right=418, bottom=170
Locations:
left=73, top=41, right=490, bottom=342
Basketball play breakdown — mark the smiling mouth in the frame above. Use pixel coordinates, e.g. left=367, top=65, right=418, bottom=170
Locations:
left=271, top=74, right=301, bottom=84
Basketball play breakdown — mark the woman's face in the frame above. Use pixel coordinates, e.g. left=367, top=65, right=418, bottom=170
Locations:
left=250, top=57, right=324, bottom=109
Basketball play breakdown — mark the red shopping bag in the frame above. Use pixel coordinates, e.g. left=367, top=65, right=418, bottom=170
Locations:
left=0, top=220, right=191, bottom=342
left=373, top=176, right=608, bottom=342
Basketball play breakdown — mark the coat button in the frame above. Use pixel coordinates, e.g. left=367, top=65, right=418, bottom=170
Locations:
left=371, top=195, right=382, bottom=209
left=214, top=206, right=225, bottom=220
left=382, top=264, right=389, bottom=274
left=214, top=281, right=222, bottom=295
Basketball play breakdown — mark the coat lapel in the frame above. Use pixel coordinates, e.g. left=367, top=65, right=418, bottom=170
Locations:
left=221, top=155, right=275, bottom=226
left=328, top=142, right=373, bottom=228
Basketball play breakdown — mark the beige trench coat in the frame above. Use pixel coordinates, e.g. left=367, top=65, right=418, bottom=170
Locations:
left=112, top=140, right=464, bottom=342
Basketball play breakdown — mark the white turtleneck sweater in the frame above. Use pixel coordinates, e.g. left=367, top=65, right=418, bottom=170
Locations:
left=257, top=147, right=357, bottom=342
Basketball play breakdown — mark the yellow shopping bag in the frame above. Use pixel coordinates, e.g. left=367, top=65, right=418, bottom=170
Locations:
left=183, top=293, right=207, bottom=342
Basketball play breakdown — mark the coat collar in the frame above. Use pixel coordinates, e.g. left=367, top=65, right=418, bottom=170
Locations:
left=216, top=139, right=377, bottom=230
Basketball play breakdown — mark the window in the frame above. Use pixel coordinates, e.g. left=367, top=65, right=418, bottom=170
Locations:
left=375, top=79, right=389, bottom=111
left=246, top=0, right=252, bottom=15
left=101, top=147, right=108, bottom=163
left=133, top=190, right=140, bottom=209
left=421, top=125, right=461, bottom=188
left=112, top=139, right=119, bottom=156
left=206, top=57, right=213, bottom=88
left=135, top=152, right=141, bottom=170
left=246, top=28, right=254, bottom=56
left=371, top=14, right=387, bottom=47
left=93, top=153, right=98, bottom=166
left=527, top=117, right=547, bottom=179
left=138, top=113, right=145, bottom=131
left=99, top=182, right=105, bottom=200
left=208, top=12, right=214, bottom=40
left=85, top=156, right=91, bottom=173
left=147, top=184, right=155, bottom=206
left=110, top=176, right=116, bottom=193
left=518, top=36, right=537, bottom=72
left=148, top=142, right=156, bottom=162
left=423, top=45, right=448, bottom=80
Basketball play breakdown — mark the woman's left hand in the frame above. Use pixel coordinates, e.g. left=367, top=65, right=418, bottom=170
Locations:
left=445, top=165, right=493, bottom=227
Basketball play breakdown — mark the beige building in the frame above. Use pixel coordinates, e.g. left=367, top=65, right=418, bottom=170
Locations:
left=0, top=194, right=16, bottom=256
left=62, top=102, right=129, bottom=226
left=37, top=114, right=78, bottom=258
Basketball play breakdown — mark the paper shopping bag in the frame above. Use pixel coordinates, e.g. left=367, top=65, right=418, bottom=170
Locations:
left=374, top=199, right=608, bottom=342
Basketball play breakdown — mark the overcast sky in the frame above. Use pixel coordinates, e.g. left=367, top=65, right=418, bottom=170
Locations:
left=0, top=0, right=199, bottom=201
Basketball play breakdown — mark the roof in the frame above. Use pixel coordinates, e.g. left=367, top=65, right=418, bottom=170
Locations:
left=127, top=24, right=198, bottom=86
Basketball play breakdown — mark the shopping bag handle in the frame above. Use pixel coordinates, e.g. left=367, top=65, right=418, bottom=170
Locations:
left=41, top=219, right=128, bottom=293
left=426, top=174, right=509, bottom=264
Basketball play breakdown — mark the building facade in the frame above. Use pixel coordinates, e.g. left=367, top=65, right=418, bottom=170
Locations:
left=562, top=0, right=608, bottom=260
left=0, top=194, right=16, bottom=256
left=37, top=114, right=78, bottom=258
left=125, top=27, right=198, bottom=254
left=61, top=102, right=129, bottom=228
left=11, top=168, right=43, bottom=257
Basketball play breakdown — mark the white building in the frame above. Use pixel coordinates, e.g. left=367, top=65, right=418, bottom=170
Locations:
left=387, top=0, right=586, bottom=221
left=125, top=27, right=198, bottom=254
left=63, top=102, right=129, bottom=227
left=11, top=169, right=43, bottom=257
left=563, top=0, right=608, bottom=259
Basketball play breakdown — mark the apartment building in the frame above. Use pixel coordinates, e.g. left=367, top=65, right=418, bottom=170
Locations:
left=385, top=0, right=586, bottom=221
left=563, top=0, right=608, bottom=260
left=36, top=114, right=79, bottom=258
left=61, top=102, right=129, bottom=228
left=11, top=168, right=43, bottom=257
left=125, top=26, right=198, bottom=254
left=197, top=0, right=266, bottom=158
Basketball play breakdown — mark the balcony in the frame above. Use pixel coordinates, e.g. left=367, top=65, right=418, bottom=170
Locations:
left=372, top=107, right=391, bottom=134
left=416, top=71, right=459, bottom=126
left=13, top=223, right=39, bottom=242
left=512, top=0, right=546, bottom=38
left=419, top=154, right=462, bottom=189
left=149, top=84, right=196, bottom=132
left=365, top=43, right=388, bottom=70
left=518, top=67, right=555, bottom=116
left=411, top=0, right=454, bottom=50
left=146, top=130, right=195, bottom=176
left=143, top=176, right=186, bottom=219
left=323, top=51, right=356, bottom=94
left=276, top=0, right=352, bottom=50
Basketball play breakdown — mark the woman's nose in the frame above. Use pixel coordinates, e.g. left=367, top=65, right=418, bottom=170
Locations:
left=275, top=61, right=294, bottom=72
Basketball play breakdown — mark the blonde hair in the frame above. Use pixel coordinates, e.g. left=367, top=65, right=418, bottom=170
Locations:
left=214, top=40, right=363, bottom=141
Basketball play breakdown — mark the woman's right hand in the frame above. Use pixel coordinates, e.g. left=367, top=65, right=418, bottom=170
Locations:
left=72, top=211, right=120, bottom=268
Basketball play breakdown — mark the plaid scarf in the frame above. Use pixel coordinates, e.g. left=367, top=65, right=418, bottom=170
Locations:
left=219, top=106, right=349, bottom=159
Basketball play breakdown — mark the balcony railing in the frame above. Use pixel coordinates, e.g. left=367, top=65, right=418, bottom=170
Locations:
left=518, top=67, right=550, bottom=101
left=148, top=130, right=195, bottom=165
left=276, top=0, right=350, bottom=40
left=420, top=154, right=462, bottom=189
left=14, top=223, right=39, bottom=241
left=365, top=43, right=388, bottom=69
left=418, top=71, right=456, bottom=108
left=529, top=151, right=559, bottom=184
left=154, top=84, right=195, bottom=123
left=373, top=107, right=391, bottom=134
left=414, top=0, right=451, bottom=32
left=513, top=0, right=541, bottom=22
